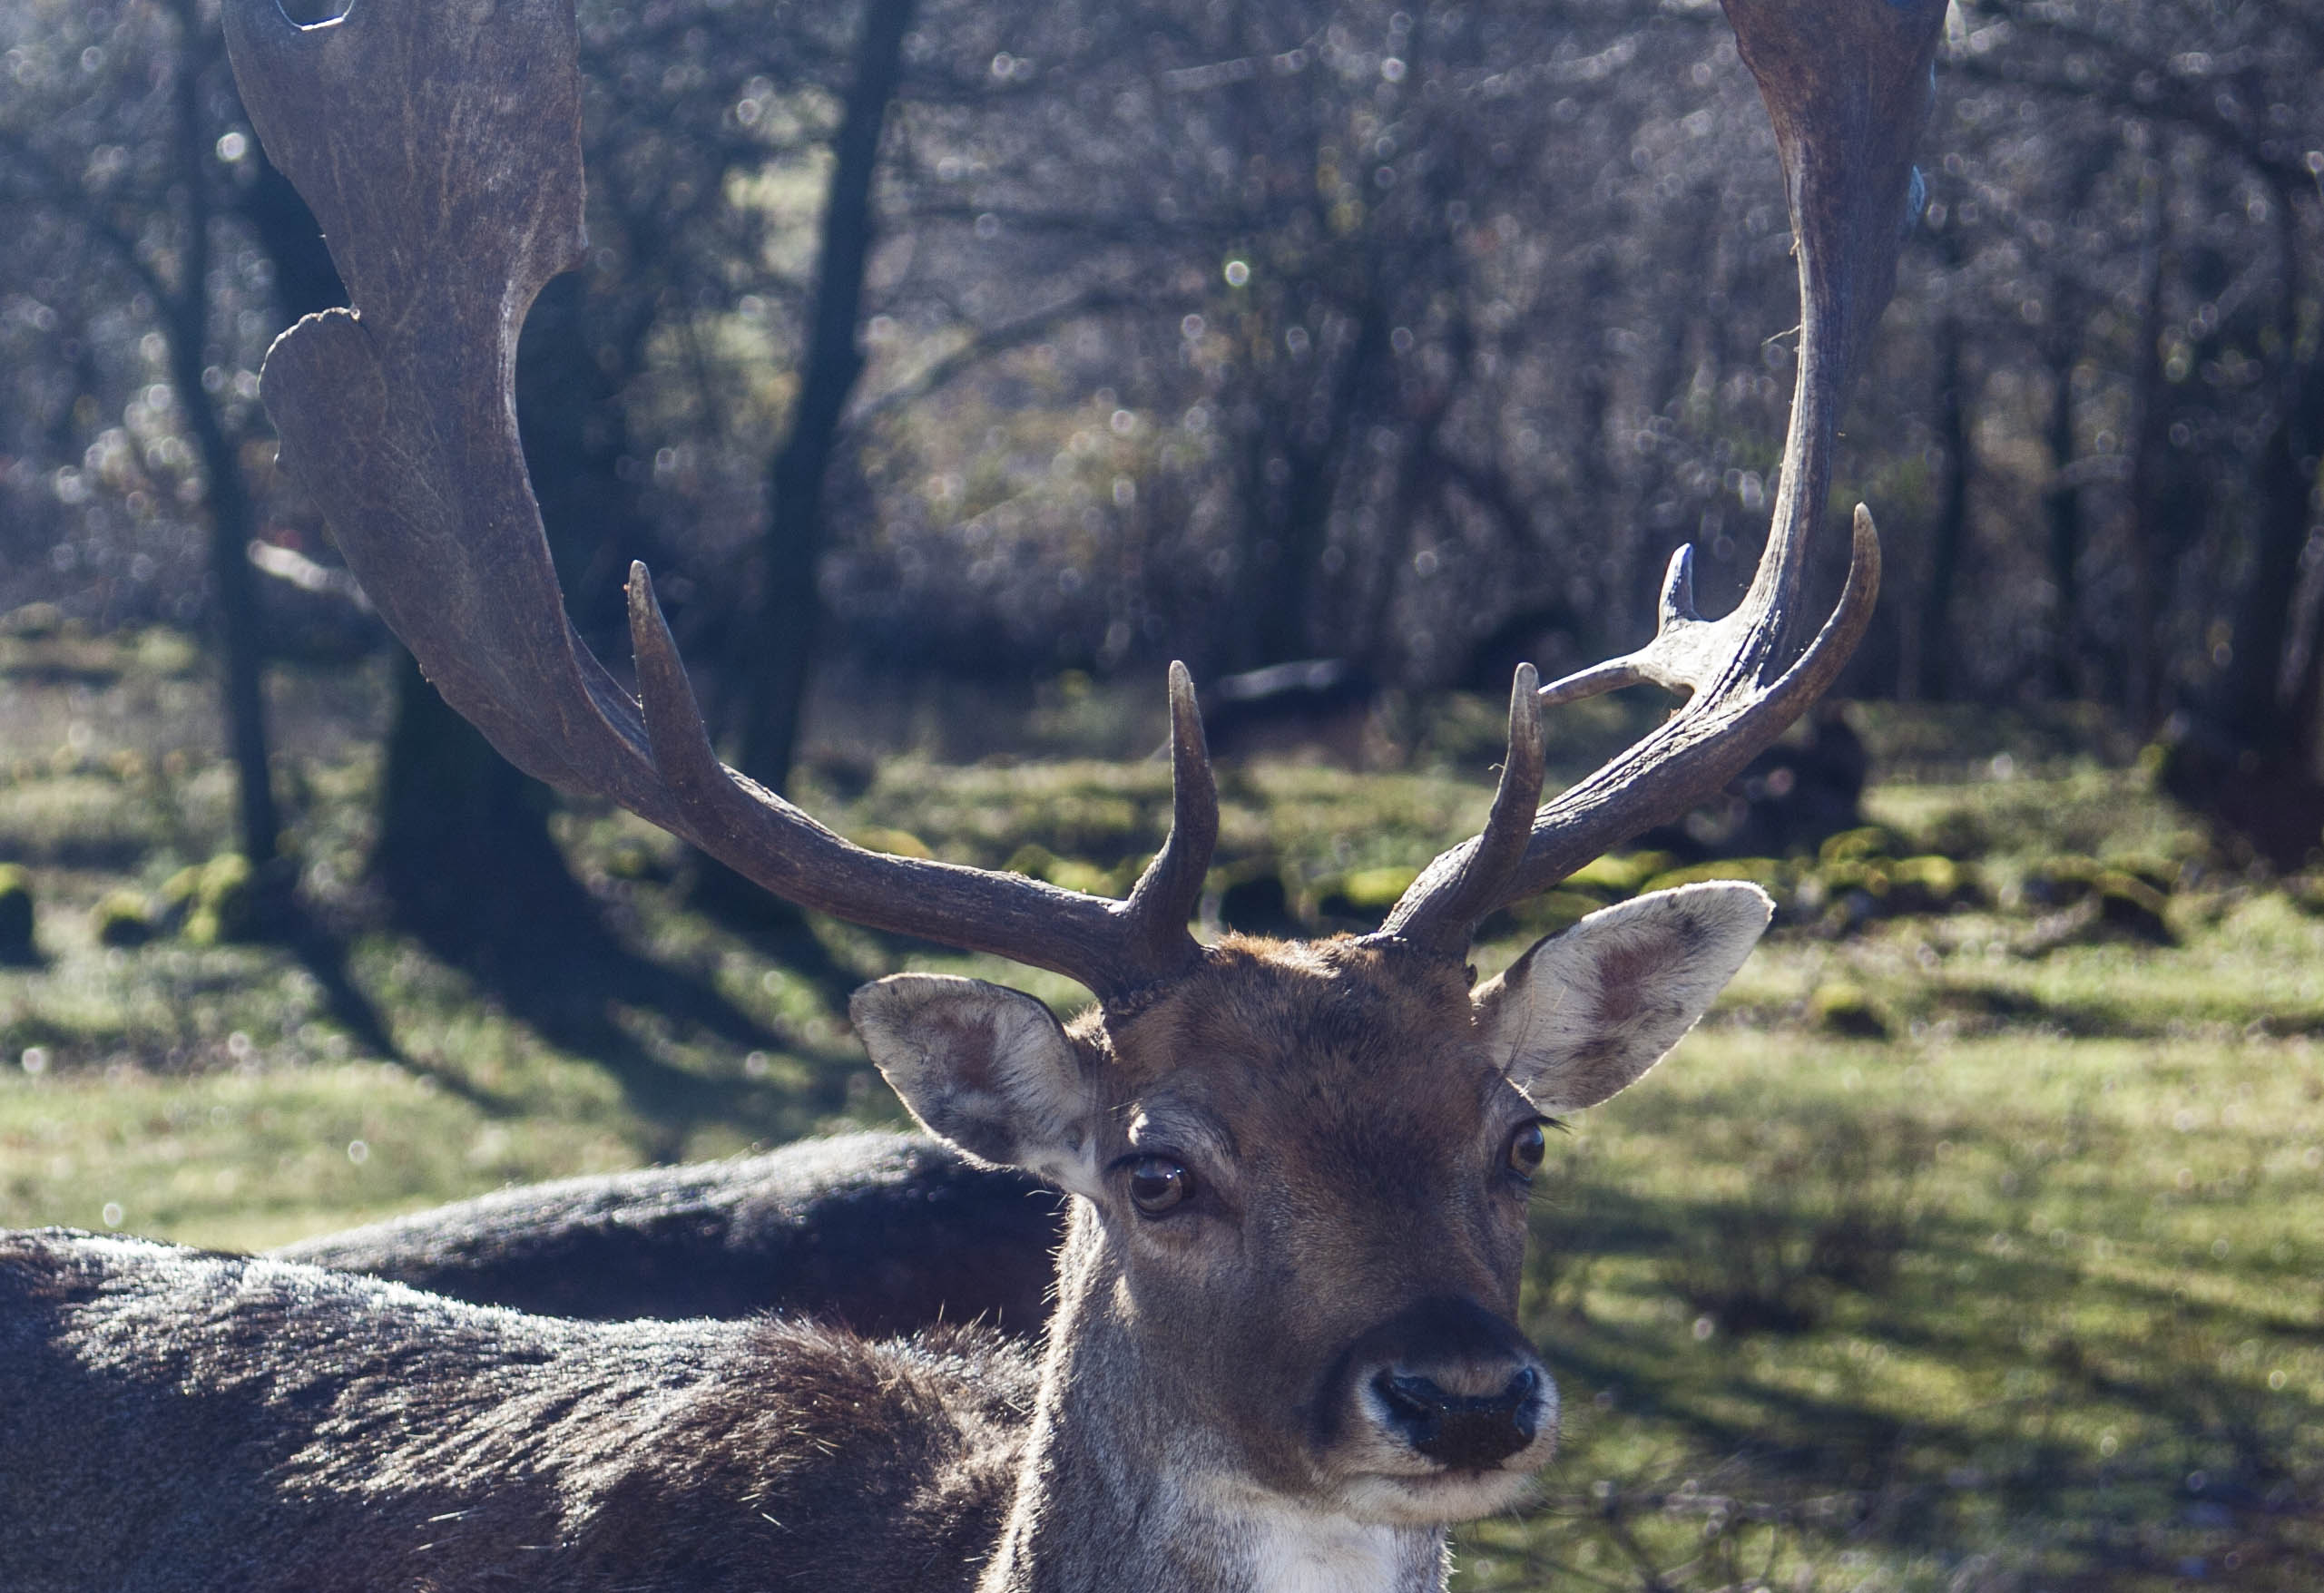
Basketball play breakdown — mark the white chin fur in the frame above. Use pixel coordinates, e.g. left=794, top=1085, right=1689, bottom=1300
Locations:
left=1335, top=1465, right=1544, bottom=1526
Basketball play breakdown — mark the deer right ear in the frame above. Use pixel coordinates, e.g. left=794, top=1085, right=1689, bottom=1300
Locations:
left=850, top=973, right=1103, bottom=1199
left=1472, top=883, right=1772, bottom=1114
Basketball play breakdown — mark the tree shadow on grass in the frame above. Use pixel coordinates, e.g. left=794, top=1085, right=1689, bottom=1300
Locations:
left=382, top=856, right=833, bottom=1157
left=1528, top=1178, right=2324, bottom=1588
left=681, top=853, right=864, bottom=1013
left=364, top=670, right=850, bottom=1153
left=275, top=898, right=508, bottom=1115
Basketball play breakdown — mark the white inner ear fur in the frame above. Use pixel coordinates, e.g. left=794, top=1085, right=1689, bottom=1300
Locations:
left=849, top=972, right=1103, bottom=1198
left=1473, top=882, right=1773, bottom=1114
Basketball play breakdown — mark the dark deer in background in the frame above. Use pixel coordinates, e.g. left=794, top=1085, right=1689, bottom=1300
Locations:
left=276, top=1129, right=1066, bottom=1334
left=1201, top=658, right=1381, bottom=766
left=0, top=0, right=1943, bottom=1588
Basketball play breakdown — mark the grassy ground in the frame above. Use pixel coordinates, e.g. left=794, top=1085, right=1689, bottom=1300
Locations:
left=0, top=630, right=2317, bottom=1589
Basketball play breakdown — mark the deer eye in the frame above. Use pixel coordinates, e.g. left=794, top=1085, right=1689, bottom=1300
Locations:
left=1505, top=1120, right=1547, bottom=1181
left=1124, top=1155, right=1192, bottom=1216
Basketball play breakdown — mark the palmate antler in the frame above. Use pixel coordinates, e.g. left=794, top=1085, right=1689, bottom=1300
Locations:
left=222, top=0, right=1214, bottom=1007
left=222, top=0, right=1942, bottom=994
left=1379, top=0, right=1945, bottom=958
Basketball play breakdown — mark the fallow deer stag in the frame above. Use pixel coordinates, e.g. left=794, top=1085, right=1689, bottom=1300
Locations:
left=0, top=0, right=1942, bottom=1587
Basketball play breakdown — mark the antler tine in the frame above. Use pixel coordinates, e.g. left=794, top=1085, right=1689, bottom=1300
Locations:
left=1381, top=667, right=1544, bottom=961
left=225, top=0, right=1211, bottom=1006
left=1379, top=0, right=1942, bottom=953
left=1533, top=545, right=1720, bottom=709
left=1118, top=663, right=1223, bottom=976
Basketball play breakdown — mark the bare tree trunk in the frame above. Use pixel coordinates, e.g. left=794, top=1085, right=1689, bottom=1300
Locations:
left=2212, top=197, right=2323, bottom=757
left=369, top=266, right=664, bottom=960
left=1911, top=318, right=1970, bottom=702
left=1257, top=303, right=1388, bottom=667
left=169, top=305, right=279, bottom=867
left=2117, top=143, right=2181, bottom=729
left=734, top=0, right=918, bottom=796
left=374, top=651, right=607, bottom=970
left=2218, top=403, right=2319, bottom=750
left=2042, top=313, right=2082, bottom=699
left=2154, top=180, right=2324, bottom=871
left=516, top=274, right=662, bottom=632
left=167, top=0, right=278, bottom=870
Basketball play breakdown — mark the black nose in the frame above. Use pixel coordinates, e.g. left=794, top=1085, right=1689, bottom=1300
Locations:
left=1374, top=1365, right=1541, bottom=1469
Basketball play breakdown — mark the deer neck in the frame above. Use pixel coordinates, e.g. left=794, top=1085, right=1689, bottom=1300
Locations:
left=976, top=1210, right=1448, bottom=1593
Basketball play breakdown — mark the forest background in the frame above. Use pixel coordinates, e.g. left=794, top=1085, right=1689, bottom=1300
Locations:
left=2, top=0, right=2323, bottom=1588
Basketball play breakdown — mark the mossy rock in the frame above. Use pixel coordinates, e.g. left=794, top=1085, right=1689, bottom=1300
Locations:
left=1808, top=982, right=1891, bottom=1040
left=856, top=826, right=936, bottom=861
left=0, top=864, right=34, bottom=961
left=601, top=838, right=672, bottom=882
left=181, top=853, right=257, bottom=946
left=1885, top=855, right=1985, bottom=914
left=1819, top=826, right=1903, bottom=867
left=1819, top=858, right=1893, bottom=901
left=1484, top=889, right=1603, bottom=943
left=1314, top=865, right=1420, bottom=928
left=1562, top=850, right=1679, bottom=900
left=91, top=888, right=154, bottom=948
left=1001, top=842, right=1115, bottom=897
left=1640, top=857, right=1790, bottom=896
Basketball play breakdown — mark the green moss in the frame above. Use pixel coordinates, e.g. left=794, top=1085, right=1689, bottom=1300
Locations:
left=1561, top=850, right=1679, bottom=899
left=1332, top=864, right=1419, bottom=909
left=852, top=826, right=935, bottom=861
left=90, top=889, right=154, bottom=948
left=1818, top=825, right=1903, bottom=865
left=1492, top=889, right=1603, bottom=939
left=181, top=853, right=256, bottom=946
left=1806, top=979, right=1891, bottom=1038
left=1640, top=856, right=1790, bottom=895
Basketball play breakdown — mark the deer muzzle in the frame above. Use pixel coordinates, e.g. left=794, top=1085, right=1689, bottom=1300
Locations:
left=1374, top=1364, right=1543, bottom=1470
left=1324, top=1295, right=1555, bottom=1487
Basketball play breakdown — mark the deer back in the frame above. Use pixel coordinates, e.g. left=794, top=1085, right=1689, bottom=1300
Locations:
left=0, top=1229, right=1030, bottom=1592
left=275, top=1131, right=1064, bottom=1334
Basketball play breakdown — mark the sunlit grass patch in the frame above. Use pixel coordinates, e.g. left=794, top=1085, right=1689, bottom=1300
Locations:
left=1483, top=1018, right=2324, bottom=1590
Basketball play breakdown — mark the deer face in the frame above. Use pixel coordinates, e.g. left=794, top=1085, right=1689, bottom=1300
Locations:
left=854, top=882, right=1771, bottom=1528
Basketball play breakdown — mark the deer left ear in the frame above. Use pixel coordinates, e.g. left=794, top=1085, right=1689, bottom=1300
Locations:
left=850, top=973, right=1104, bottom=1199
left=1473, top=883, right=1772, bottom=1113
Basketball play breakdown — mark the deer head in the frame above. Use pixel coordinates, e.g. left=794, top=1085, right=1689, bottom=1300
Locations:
left=223, top=0, right=1944, bottom=1569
